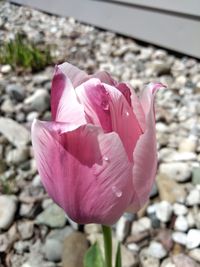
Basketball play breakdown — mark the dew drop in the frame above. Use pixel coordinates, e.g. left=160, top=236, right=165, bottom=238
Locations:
left=112, top=185, right=122, bottom=197
left=126, top=111, right=129, bottom=116
left=103, top=156, right=110, bottom=162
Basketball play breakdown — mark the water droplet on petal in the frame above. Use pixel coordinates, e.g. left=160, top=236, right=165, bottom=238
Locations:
left=112, top=185, right=122, bottom=197
left=103, top=156, right=110, bottom=162
left=101, top=100, right=109, bottom=110
left=126, top=111, right=129, bottom=116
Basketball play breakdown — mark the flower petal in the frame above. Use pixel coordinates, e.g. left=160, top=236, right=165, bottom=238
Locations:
left=92, top=71, right=117, bottom=86
left=103, top=83, right=143, bottom=161
left=75, top=78, right=112, bottom=132
left=128, top=84, right=165, bottom=211
left=51, top=66, right=86, bottom=124
left=58, top=62, right=88, bottom=87
left=31, top=120, right=133, bottom=225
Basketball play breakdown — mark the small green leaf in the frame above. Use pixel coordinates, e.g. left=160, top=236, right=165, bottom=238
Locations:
left=115, top=243, right=122, bottom=267
left=84, top=242, right=105, bottom=267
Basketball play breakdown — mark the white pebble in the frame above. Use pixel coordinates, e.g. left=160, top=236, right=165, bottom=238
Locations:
left=172, top=232, right=187, bottom=245
left=174, top=215, right=188, bottom=232
left=173, top=203, right=188, bottom=216
left=155, top=201, right=173, bottom=223
left=186, top=229, right=200, bottom=249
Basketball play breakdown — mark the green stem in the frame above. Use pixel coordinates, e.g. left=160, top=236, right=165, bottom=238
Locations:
left=102, top=225, right=112, bottom=267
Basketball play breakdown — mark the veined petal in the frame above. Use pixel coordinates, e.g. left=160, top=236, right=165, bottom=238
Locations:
left=75, top=78, right=112, bottom=132
left=103, top=83, right=143, bottom=161
left=58, top=62, right=88, bottom=87
left=128, top=84, right=164, bottom=211
left=31, top=120, right=132, bottom=225
left=51, top=66, right=86, bottom=124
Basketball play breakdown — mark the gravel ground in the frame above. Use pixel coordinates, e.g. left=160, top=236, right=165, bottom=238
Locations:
left=0, top=2, right=200, bottom=267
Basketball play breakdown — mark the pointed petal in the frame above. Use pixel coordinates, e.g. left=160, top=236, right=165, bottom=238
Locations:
left=128, top=84, right=164, bottom=211
left=75, top=78, right=112, bottom=132
left=103, top=83, right=143, bottom=161
left=92, top=71, right=117, bottom=86
left=51, top=66, right=86, bottom=124
left=58, top=62, right=88, bottom=87
left=31, top=120, right=132, bottom=225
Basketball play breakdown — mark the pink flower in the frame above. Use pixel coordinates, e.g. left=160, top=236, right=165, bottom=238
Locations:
left=31, top=62, right=165, bottom=225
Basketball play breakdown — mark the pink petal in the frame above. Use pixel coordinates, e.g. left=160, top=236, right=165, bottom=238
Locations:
left=51, top=66, right=86, bottom=124
left=103, top=83, right=143, bottom=161
left=128, top=84, right=164, bottom=211
left=58, top=62, right=88, bottom=87
left=75, top=78, right=112, bottom=132
left=31, top=120, right=132, bottom=225
left=92, top=71, right=117, bottom=86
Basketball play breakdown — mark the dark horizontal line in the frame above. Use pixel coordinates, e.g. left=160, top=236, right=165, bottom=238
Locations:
left=93, top=0, right=200, bottom=21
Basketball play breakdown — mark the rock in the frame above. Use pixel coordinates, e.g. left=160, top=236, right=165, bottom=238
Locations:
left=26, top=111, right=39, bottom=122
left=156, top=229, right=173, bottom=251
left=150, top=60, right=171, bottom=75
left=192, top=167, right=200, bottom=185
left=159, top=163, right=191, bottom=182
left=186, top=211, right=196, bottom=228
left=131, top=217, right=151, bottom=234
left=44, top=227, right=73, bottom=262
left=172, top=232, right=187, bottom=246
left=6, top=83, right=25, bottom=101
left=0, top=160, right=7, bottom=174
left=33, top=74, right=50, bottom=85
left=17, top=220, right=34, bottom=240
left=139, top=248, right=159, bottom=267
left=173, top=203, right=188, bottom=216
left=1, top=64, right=11, bottom=74
left=0, top=117, right=30, bottom=148
left=116, top=214, right=132, bottom=242
left=62, top=232, right=88, bottom=267
left=172, top=254, right=199, bottom=267
left=186, top=229, right=200, bottom=249
left=36, top=203, right=67, bottom=228
left=156, top=174, right=186, bottom=203
left=1, top=98, right=15, bottom=113
left=189, top=249, right=200, bottom=263
left=178, top=136, right=198, bottom=153
left=84, top=224, right=101, bottom=235
left=24, top=89, right=50, bottom=112
left=161, top=258, right=175, bottom=267
left=6, top=147, right=29, bottom=165
left=174, top=216, right=188, bottom=232
left=155, top=201, right=173, bottom=223
left=186, top=189, right=200, bottom=206
left=148, top=241, right=168, bottom=259
left=0, top=195, right=17, bottom=230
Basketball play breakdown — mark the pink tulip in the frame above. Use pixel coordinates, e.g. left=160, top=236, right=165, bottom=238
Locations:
left=31, top=62, right=165, bottom=225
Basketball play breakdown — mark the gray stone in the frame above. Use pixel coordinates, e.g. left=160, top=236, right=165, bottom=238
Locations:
left=17, top=220, right=34, bottom=240
left=0, top=117, right=30, bottom=148
left=173, top=254, right=199, bottom=267
left=1, top=98, right=15, bottom=113
left=6, top=84, right=25, bottom=101
left=192, top=167, right=200, bottom=185
left=36, top=203, right=67, bottom=228
left=0, top=195, right=17, bottom=230
left=6, top=147, right=29, bottom=165
left=24, top=89, right=50, bottom=112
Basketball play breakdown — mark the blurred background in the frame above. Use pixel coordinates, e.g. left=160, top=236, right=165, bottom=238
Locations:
left=0, top=1, right=200, bottom=267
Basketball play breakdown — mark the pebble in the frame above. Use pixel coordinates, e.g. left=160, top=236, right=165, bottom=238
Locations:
left=159, top=163, right=191, bottom=182
left=178, top=136, right=198, bottom=153
left=156, top=174, right=186, bottom=203
left=1, top=64, right=11, bottom=73
left=6, top=83, right=25, bottom=101
left=174, top=215, right=189, bottom=232
left=17, top=220, right=34, bottom=240
left=189, top=249, right=200, bottom=263
left=131, top=217, right=151, bottom=234
left=36, top=203, right=67, bottom=228
left=186, top=229, right=200, bottom=249
left=0, top=195, right=17, bottom=230
left=172, top=232, right=187, bottom=246
left=192, top=167, right=200, bottom=185
left=6, top=147, right=29, bottom=165
left=116, top=214, right=132, bottom=242
left=24, top=89, right=50, bottom=112
left=139, top=248, right=159, bottom=267
left=84, top=224, right=101, bottom=235
left=155, top=201, right=173, bottom=223
left=161, top=258, right=176, bottom=267
left=173, top=203, right=188, bottom=216
left=62, top=232, right=88, bottom=267
left=172, top=253, right=199, bottom=267
left=44, top=227, right=73, bottom=262
left=0, top=117, right=30, bottom=148
left=186, top=189, right=200, bottom=206
left=148, top=241, right=168, bottom=259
